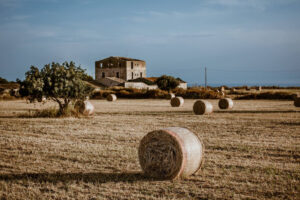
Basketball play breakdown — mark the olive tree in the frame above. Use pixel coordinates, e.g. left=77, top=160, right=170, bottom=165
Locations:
left=155, top=75, right=180, bottom=91
left=18, top=62, right=93, bottom=115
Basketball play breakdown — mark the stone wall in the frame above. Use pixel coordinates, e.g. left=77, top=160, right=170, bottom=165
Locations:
left=125, top=61, right=146, bottom=80
left=124, top=82, right=158, bottom=90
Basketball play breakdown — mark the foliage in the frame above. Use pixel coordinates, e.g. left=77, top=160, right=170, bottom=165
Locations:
left=0, top=77, right=9, bottom=84
left=91, top=87, right=220, bottom=99
left=17, top=62, right=93, bottom=115
left=155, top=75, right=180, bottom=91
left=128, top=78, right=156, bottom=85
left=235, top=92, right=296, bottom=100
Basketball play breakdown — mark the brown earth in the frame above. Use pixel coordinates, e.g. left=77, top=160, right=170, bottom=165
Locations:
left=0, top=99, right=299, bottom=199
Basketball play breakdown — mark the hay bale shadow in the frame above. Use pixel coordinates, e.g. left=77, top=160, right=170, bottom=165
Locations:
left=0, top=172, right=156, bottom=183
left=215, top=110, right=299, bottom=114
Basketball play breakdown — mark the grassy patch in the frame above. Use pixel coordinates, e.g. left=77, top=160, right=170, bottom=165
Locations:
left=18, top=106, right=81, bottom=118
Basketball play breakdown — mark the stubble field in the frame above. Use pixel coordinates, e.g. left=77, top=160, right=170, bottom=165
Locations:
left=0, top=99, right=299, bottom=199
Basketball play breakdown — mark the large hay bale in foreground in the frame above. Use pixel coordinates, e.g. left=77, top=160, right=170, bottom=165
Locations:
left=74, top=100, right=95, bottom=116
left=294, top=97, right=300, bottom=107
left=107, top=94, right=117, bottom=101
left=138, top=127, right=204, bottom=180
left=218, top=98, right=234, bottom=109
left=166, top=93, right=175, bottom=99
left=170, top=96, right=184, bottom=107
left=193, top=100, right=213, bottom=115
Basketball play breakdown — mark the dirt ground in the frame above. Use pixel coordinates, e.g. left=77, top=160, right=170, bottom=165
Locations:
left=0, top=99, right=299, bottom=200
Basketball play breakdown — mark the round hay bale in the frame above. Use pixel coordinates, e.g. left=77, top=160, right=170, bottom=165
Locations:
left=294, top=97, right=300, bottom=107
left=74, top=100, right=95, bottom=116
left=107, top=94, right=117, bottom=101
left=218, top=98, right=234, bottom=109
left=257, top=86, right=262, bottom=91
left=170, top=96, right=184, bottom=107
left=230, top=88, right=236, bottom=92
left=193, top=100, right=213, bottom=115
left=138, top=127, right=204, bottom=180
left=166, top=93, right=175, bottom=99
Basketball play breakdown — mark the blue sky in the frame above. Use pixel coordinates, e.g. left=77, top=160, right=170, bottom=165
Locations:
left=0, top=0, right=299, bottom=86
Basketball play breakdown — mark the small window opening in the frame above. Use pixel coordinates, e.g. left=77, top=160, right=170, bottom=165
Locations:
left=116, top=72, right=119, bottom=78
left=102, top=72, right=105, bottom=78
left=131, top=62, right=133, bottom=69
left=132, top=72, right=134, bottom=79
left=140, top=72, right=143, bottom=77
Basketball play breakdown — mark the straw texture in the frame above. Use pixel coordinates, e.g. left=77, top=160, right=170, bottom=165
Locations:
left=107, top=94, right=117, bottom=101
left=74, top=100, right=95, bottom=116
left=138, top=127, right=204, bottom=180
left=193, top=100, right=213, bottom=115
left=218, top=98, right=234, bottom=109
left=170, top=97, right=184, bottom=107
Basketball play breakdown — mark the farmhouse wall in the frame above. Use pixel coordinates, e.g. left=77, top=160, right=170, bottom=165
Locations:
left=178, top=83, right=187, bottom=89
left=124, top=82, right=158, bottom=90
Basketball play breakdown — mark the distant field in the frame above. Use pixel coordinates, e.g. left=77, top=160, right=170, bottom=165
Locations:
left=0, top=99, right=299, bottom=199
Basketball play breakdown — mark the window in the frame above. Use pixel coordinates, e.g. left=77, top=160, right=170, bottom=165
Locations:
left=102, top=72, right=105, bottom=78
left=132, top=72, right=134, bottom=79
left=131, top=62, right=133, bottom=69
left=140, top=72, right=143, bottom=77
left=116, top=72, right=119, bottom=78
left=100, top=63, right=103, bottom=67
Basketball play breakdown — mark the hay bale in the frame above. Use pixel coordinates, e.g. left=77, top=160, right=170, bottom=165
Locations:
left=166, top=93, right=175, bottom=99
left=170, top=96, right=184, bottom=107
left=218, top=98, right=234, bottom=109
left=193, top=100, right=213, bottom=115
left=138, top=127, right=204, bottom=180
left=257, top=86, right=262, bottom=91
left=107, top=94, right=117, bottom=101
left=294, top=97, right=300, bottom=107
left=74, top=100, right=95, bottom=116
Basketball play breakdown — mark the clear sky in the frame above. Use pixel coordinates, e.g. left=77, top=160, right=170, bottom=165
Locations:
left=0, top=0, right=299, bottom=86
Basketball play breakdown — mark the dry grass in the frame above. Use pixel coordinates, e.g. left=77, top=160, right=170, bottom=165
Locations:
left=0, top=99, right=299, bottom=199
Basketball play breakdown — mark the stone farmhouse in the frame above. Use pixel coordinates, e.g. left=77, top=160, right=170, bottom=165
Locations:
left=95, top=56, right=187, bottom=89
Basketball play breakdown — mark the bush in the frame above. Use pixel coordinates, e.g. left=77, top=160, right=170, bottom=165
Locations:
left=155, top=75, right=180, bottom=91
left=235, top=92, right=296, bottom=100
left=173, top=88, right=220, bottom=99
left=90, top=87, right=220, bottom=99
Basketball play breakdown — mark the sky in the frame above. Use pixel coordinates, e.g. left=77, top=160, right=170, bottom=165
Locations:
left=0, top=0, right=299, bottom=86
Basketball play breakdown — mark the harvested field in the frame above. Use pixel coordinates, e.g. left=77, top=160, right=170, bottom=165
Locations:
left=0, top=99, right=299, bottom=199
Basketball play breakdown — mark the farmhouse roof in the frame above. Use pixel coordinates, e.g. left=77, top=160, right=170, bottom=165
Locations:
left=128, top=78, right=157, bottom=85
left=96, top=56, right=145, bottom=62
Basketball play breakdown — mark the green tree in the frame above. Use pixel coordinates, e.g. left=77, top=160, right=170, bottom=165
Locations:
left=155, top=75, right=180, bottom=91
left=18, top=62, right=93, bottom=115
left=0, top=77, right=9, bottom=84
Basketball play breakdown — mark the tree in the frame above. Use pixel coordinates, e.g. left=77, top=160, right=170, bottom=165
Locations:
left=18, top=62, right=93, bottom=115
left=0, top=77, right=9, bottom=84
left=155, top=75, right=180, bottom=91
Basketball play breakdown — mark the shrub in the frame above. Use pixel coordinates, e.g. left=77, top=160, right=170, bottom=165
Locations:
left=155, top=75, right=180, bottom=91
left=235, top=92, right=296, bottom=100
